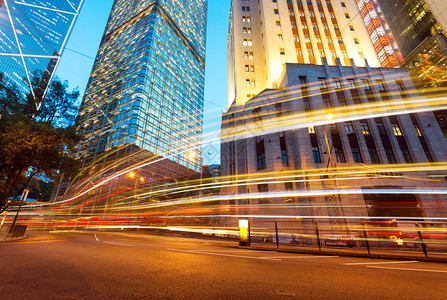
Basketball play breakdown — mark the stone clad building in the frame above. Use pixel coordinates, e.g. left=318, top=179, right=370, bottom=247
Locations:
left=221, top=60, right=447, bottom=224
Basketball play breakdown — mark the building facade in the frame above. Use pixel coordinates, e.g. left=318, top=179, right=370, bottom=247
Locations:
left=228, top=0, right=381, bottom=107
left=0, top=0, right=83, bottom=100
left=221, top=61, right=447, bottom=223
left=76, top=0, right=207, bottom=176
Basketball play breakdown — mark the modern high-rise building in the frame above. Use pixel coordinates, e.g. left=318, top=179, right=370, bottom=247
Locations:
left=0, top=0, right=83, bottom=100
left=355, top=0, right=447, bottom=139
left=227, top=0, right=381, bottom=107
left=76, top=0, right=208, bottom=180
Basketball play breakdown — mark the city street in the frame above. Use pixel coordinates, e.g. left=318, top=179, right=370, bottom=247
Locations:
left=1, top=231, right=446, bottom=299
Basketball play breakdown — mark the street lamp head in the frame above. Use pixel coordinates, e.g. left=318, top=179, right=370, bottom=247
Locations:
left=326, top=113, right=334, bottom=120
left=129, top=172, right=135, bottom=178
left=187, top=151, right=196, bottom=161
left=139, top=177, right=145, bottom=182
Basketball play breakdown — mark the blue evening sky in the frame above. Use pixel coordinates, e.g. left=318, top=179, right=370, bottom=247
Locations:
left=55, top=0, right=231, bottom=165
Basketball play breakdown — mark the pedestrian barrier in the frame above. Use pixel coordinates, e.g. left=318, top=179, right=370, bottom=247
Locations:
left=241, top=219, right=447, bottom=259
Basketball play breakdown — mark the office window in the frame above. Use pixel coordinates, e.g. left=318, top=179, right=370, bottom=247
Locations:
left=414, top=124, right=422, bottom=137
left=344, top=122, right=355, bottom=134
left=385, top=149, right=397, bottom=164
left=401, top=148, right=413, bottom=163
left=276, top=21, right=281, bottom=26
left=341, top=1, right=346, bottom=7
left=258, top=183, right=268, bottom=192
left=256, top=136, right=266, bottom=170
left=354, top=38, right=359, bottom=44
left=392, top=124, right=403, bottom=136
left=335, top=148, right=346, bottom=163
left=313, top=146, right=322, bottom=163
left=278, top=34, right=283, bottom=40
left=368, top=148, right=380, bottom=164
left=274, top=8, right=279, bottom=14
left=349, top=25, right=355, bottom=31
left=280, top=132, right=288, bottom=166
left=345, top=13, right=350, bottom=18
left=360, top=121, right=370, bottom=135
left=280, top=48, right=285, bottom=55
left=245, top=65, right=250, bottom=72
left=352, top=148, right=363, bottom=163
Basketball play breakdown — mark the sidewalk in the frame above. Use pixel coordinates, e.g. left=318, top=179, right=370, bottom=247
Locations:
left=236, top=242, right=447, bottom=263
left=0, top=228, right=28, bottom=243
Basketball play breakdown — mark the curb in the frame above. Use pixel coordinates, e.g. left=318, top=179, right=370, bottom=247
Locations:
left=234, top=245, right=447, bottom=263
left=0, top=234, right=28, bottom=243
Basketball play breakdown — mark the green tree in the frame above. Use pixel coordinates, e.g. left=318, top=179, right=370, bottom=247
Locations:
left=0, top=72, right=81, bottom=210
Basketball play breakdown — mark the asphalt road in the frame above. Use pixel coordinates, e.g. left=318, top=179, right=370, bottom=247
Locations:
left=1, top=231, right=447, bottom=299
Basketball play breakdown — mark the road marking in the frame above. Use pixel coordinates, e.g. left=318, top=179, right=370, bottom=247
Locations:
left=199, top=249, right=275, bottom=253
left=94, top=233, right=99, bottom=241
left=167, top=248, right=282, bottom=261
left=261, top=255, right=339, bottom=259
left=367, top=266, right=447, bottom=273
left=0, top=239, right=65, bottom=245
left=103, top=241, right=135, bottom=247
left=344, top=260, right=418, bottom=266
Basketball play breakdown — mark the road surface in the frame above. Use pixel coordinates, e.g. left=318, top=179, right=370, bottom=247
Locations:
left=1, top=231, right=446, bottom=299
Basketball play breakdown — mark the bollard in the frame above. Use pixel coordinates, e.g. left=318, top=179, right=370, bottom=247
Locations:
left=416, top=224, right=428, bottom=258
left=248, top=221, right=251, bottom=247
left=275, top=222, right=279, bottom=249
left=239, top=219, right=249, bottom=246
left=363, top=230, right=371, bottom=255
left=315, top=223, right=321, bottom=252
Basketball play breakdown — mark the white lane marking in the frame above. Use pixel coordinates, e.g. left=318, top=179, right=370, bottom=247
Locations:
left=167, top=248, right=281, bottom=261
left=367, top=266, right=447, bottom=273
left=103, top=241, right=135, bottom=247
left=344, top=260, right=418, bottom=266
left=94, top=233, right=99, bottom=242
left=199, top=249, right=275, bottom=253
left=260, top=256, right=339, bottom=259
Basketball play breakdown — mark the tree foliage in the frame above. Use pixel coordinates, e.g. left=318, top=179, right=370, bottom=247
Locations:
left=0, top=72, right=81, bottom=209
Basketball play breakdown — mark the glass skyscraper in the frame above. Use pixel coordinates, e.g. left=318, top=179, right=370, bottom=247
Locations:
left=0, top=0, right=83, bottom=98
left=76, top=0, right=207, bottom=174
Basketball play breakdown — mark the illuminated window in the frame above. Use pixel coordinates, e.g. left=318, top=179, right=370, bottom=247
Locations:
left=280, top=48, right=285, bottom=55
left=278, top=34, right=283, bottom=40
left=414, top=124, right=422, bottom=137
left=392, top=124, right=403, bottom=136
left=360, top=121, right=370, bottom=135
